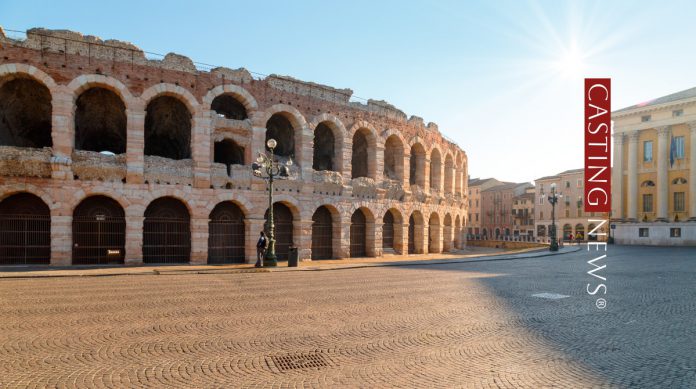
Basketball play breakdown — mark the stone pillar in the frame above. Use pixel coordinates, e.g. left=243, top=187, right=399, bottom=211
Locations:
left=192, top=111, right=212, bottom=189
left=126, top=102, right=145, bottom=184
left=612, top=133, right=624, bottom=220
left=402, top=152, right=411, bottom=189
left=626, top=131, right=639, bottom=221
left=332, top=218, right=347, bottom=259
left=50, top=88, right=74, bottom=180
left=656, top=126, right=670, bottom=222
left=375, top=144, right=385, bottom=182
left=340, top=221, right=352, bottom=258
left=125, top=215, right=144, bottom=266
left=298, top=125, right=314, bottom=182
left=418, top=223, right=428, bottom=254
left=367, top=219, right=381, bottom=257
left=296, top=219, right=313, bottom=261
left=50, top=214, right=72, bottom=266
left=245, top=217, right=265, bottom=264
left=424, top=158, right=431, bottom=192
left=689, top=123, right=696, bottom=221
left=190, top=216, right=209, bottom=264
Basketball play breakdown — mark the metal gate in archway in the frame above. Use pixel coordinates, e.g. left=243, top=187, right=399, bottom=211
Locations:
left=382, top=211, right=394, bottom=250
left=72, top=196, right=126, bottom=265
left=350, top=210, right=367, bottom=257
left=208, top=202, right=245, bottom=264
left=311, top=206, right=333, bottom=260
left=0, top=193, right=50, bottom=265
left=143, top=197, right=191, bottom=264
left=266, top=203, right=293, bottom=261
left=408, top=215, right=416, bottom=254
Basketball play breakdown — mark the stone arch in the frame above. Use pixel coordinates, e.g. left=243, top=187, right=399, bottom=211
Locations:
left=211, top=94, right=248, bottom=120
left=428, top=212, right=442, bottom=253
left=444, top=153, right=454, bottom=194
left=409, top=142, right=426, bottom=187
left=309, top=113, right=345, bottom=173
left=430, top=147, right=442, bottom=191
left=313, top=122, right=337, bottom=172
left=312, top=205, right=339, bottom=260
left=203, top=84, right=258, bottom=114
left=67, top=74, right=134, bottom=104
left=143, top=196, right=191, bottom=263
left=72, top=195, right=126, bottom=265
left=140, top=83, right=200, bottom=114
left=383, top=207, right=404, bottom=254
left=0, top=73, right=52, bottom=148
left=408, top=210, right=425, bottom=254
left=443, top=213, right=453, bottom=252
left=74, top=87, right=127, bottom=154
left=0, top=192, right=51, bottom=265
left=208, top=201, right=246, bottom=264
left=384, top=134, right=405, bottom=181
left=144, top=95, right=192, bottom=160
left=350, top=208, right=368, bottom=257
left=349, top=121, right=378, bottom=180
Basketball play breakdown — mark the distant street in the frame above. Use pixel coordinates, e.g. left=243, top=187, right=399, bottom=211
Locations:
left=1, top=245, right=694, bottom=388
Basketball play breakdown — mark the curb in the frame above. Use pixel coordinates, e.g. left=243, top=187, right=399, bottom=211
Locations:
left=0, top=247, right=581, bottom=279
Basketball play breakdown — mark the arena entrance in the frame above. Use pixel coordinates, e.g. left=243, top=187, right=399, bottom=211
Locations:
left=208, top=202, right=245, bottom=264
left=72, top=196, right=126, bottom=265
left=0, top=193, right=50, bottom=265
left=350, top=209, right=367, bottom=257
left=143, top=197, right=191, bottom=264
left=311, top=206, right=333, bottom=260
left=382, top=211, right=395, bottom=251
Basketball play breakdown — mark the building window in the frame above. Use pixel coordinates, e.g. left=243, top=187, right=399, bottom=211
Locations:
left=670, top=228, right=682, bottom=238
left=538, top=196, right=544, bottom=205
left=674, top=192, right=685, bottom=212
left=641, top=115, right=651, bottom=122
left=540, top=211, right=543, bottom=220
left=673, top=109, right=683, bottom=117
left=475, top=213, right=479, bottom=222
left=639, top=228, right=649, bottom=237
left=565, top=181, right=570, bottom=188
left=565, top=209, right=570, bottom=217
left=673, top=136, right=685, bottom=160
left=642, top=194, right=653, bottom=213
left=643, top=140, right=653, bottom=162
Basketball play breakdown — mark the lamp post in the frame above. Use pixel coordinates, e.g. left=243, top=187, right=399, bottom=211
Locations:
left=548, top=182, right=561, bottom=252
left=251, top=138, right=292, bottom=267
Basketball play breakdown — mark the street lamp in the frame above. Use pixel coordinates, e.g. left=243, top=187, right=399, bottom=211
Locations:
left=548, top=182, right=562, bottom=252
left=251, top=138, right=292, bottom=267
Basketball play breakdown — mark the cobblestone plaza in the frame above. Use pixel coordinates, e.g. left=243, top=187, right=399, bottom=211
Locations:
left=1, top=245, right=694, bottom=388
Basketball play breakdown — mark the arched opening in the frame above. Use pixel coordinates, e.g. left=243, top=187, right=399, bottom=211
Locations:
left=75, top=87, right=126, bottom=154
left=505, top=228, right=511, bottom=237
left=575, top=224, right=585, bottom=240
left=214, top=139, right=245, bottom=175
left=495, top=228, right=501, bottom=239
left=143, top=197, right=191, bottom=263
left=264, top=203, right=293, bottom=261
left=409, top=143, right=426, bottom=187
left=482, top=228, right=488, bottom=239
left=408, top=211, right=424, bottom=254
left=0, top=77, right=52, bottom=148
left=352, top=129, right=371, bottom=179
left=208, top=201, right=245, bottom=264
left=384, top=135, right=404, bottom=181
left=265, top=114, right=295, bottom=158
left=211, top=94, right=247, bottom=120
left=429, top=212, right=441, bottom=253
left=350, top=209, right=367, bottom=257
left=443, top=214, right=453, bottom=252
left=72, top=195, right=125, bottom=265
left=144, top=96, right=192, bottom=160
left=311, top=206, right=333, bottom=260
left=0, top=193, right=50, bottom=265
left=444, top=154, right=454, bottom=193
left=313, top=122, right=335, bottom=171
left=430, top=149, right=442, bottom=190
left=456, top=155, right=463, bottom=194
left=563, top=224, right=572, bottom=240
left=537, top=225, right=547, bottom=237
left=382, top=210, right=395, bottom=250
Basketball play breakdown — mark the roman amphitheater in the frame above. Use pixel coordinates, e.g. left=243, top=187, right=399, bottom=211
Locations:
left=0, top=28, right=468, bottom=266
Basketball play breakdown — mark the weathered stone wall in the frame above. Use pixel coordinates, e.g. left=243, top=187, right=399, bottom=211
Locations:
left=0, top=27, right=469, bottom=265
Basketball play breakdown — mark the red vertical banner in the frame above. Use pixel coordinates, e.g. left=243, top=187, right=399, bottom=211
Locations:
left=584, top=78, right=611, bottom=212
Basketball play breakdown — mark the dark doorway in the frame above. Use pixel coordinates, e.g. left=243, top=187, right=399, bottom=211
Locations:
left=0, top=78, right=52, bottom=148
left=313, top=123, right=335, bottom=171
left=211, top=94, right=247, bottom=120
left=382, top=211, right=395, bottom=250
left=72, top=195, right=126, bottom=265
left=214, top=139, right=245, bottom=175
left=208, top=202, right=245, bottom=264
left=0, top=193, right=50, bottom=265
left=265, top=114, right=294, bottom=158
left=143, top=197, right=191, bottom=263
left=75, top=87, right=126, bottom=154
left=311, top=206, right=333, bottom=260
left=408, top=214, right=416, bottom=254
left=265, top=203, right=293, bottom=260
left=352, top=130, right=369, bottom=179
left=350, top=209, right=367, bottom=257
left=144, top=96, right=191, bottom=160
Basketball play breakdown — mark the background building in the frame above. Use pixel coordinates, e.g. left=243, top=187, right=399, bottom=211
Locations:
left=612, top=87, right=696, bottom=245
left=0, top=28, right=469, bottom=266
left=467, top=177, right=502, bottom=238
left=480, top=182, right=533, bottom=239
left=512, top=186, right=535, bottom=239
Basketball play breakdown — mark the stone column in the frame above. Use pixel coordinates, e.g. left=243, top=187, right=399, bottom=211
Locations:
left=50, top=87, right=74, bottom=180
left=612, top=133, right=625, bottom=220
left=401, top=223, right=411, bottom=254
left=190, top=216, right=209, bottom=264
left=689, top=123, right=696, bottom=221
left=656, top=126, right=670, bottom=222
left=50, top=214, right=72, bottom=266
left=192, top=111, right=212, bottom=189
left=296, top=219, right=313, bottom=261
left=367, top=220, right=381, bottom=257
left=126, top=101, right=145, bottom=184
left=340, top=221, right=352, bottom=258
left=402, top=152, right=411, bottom=189
left=332, top=219, right=346, bottom=259
left=375, top=144, right=385, bottom=182
left=424, top=158, right=431, bottom=192
left=626, top=131, right=639, bottom=221
left=125, top=215, right=144, bottom=266
left=245, top=218, right=266, bottom=264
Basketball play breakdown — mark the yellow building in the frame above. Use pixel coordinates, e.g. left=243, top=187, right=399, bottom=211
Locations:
left=612, top=87, right=696, bottom=245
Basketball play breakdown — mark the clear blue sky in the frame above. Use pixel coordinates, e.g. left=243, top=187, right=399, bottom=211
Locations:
left=3, top=0, right=695, bottom=183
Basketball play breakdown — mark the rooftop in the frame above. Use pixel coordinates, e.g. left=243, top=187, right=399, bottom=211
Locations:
left=614, top=86, right=696, bottom=114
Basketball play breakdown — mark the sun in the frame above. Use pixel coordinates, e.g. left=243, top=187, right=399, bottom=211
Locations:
left=554, top=43, right=587, bottom=79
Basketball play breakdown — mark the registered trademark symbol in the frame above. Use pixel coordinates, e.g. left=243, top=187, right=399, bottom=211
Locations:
left=596, top=298, right=607, bottom=309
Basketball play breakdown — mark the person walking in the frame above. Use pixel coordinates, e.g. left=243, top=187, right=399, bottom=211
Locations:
left=569, top=233, right=574, bottom=246
left=255, top=231, right=268, bottom=267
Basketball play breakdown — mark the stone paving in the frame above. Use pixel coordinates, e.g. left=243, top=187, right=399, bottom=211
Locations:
left=0, top=245, right=695, bottom=388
